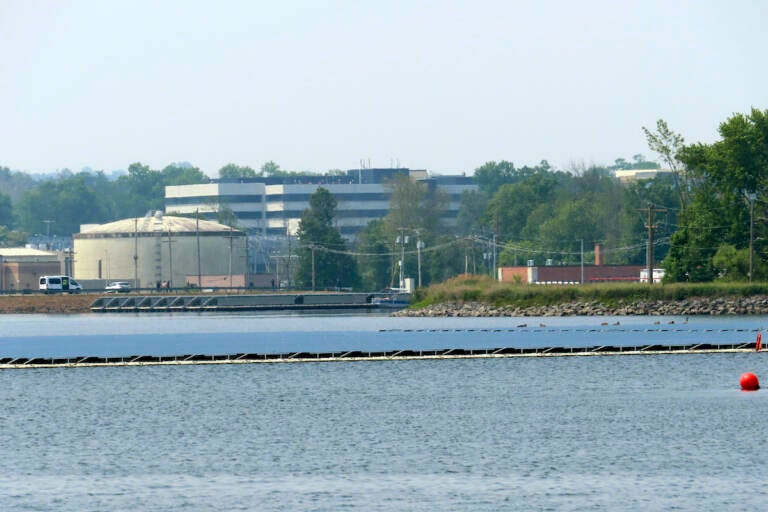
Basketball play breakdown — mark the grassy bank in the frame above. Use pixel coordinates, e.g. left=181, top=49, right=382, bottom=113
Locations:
left=411, top=275, right=768, bottom=309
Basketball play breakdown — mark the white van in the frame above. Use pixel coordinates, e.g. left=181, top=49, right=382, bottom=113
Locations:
left=39, top=275, right=83, bottom=293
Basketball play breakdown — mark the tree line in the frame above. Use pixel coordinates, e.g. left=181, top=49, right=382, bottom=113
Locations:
left=294, top=108, right=768, bottom=289
left=0, top=160, right=296, bottom=242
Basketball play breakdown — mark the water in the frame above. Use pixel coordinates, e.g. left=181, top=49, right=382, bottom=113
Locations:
left=0, top=313, right=764, bottom=358
left=2, top=314, right=768, bottom=510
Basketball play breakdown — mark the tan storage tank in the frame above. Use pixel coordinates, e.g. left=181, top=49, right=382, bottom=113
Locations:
left=74, top=212, right=246, bottom=289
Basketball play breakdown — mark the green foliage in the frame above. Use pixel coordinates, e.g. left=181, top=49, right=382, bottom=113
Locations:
left=296, top=187, right=359, bottom=290
left=485, top=178, right=553, bottom=240
left=455, top=190, right=488, bottom=236
left=261, top=161, right=281, bottom=175
left=0, top=167, right=38, bottom=202
left=219, top=163, right=258, bottom=179
left=384, top=174, right=447, bottom=235
left=424, top=236, right=475, bottom=284
left=162, top=163, right=207, bottom=186
left=356, top=219, right=393, bottom=290
left=16, top=172, right=113, bottom=235
left=217, top=204, right=239, bottom=228
left=0, top=192, right=12, bottom=228
left=0, top=225, right=27, bottom=247
left=664, top=108, right=768, bottom=282
left=473, top=161, right=517, bottom=195
left=413, top=277, right=768, bottom=308
left=643, top=119, right=687, bottom=208
left=473, top=160, right=555, bottom=196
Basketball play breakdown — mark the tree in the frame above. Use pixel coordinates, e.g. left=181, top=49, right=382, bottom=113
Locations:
left=424, top=235, right=473, bottom=281
left=296, top=187, right=359, bottom=289
left=217, top=203, right=239, bottom=228
left=473, top=161, right=517, bottom=195
left=162, top=163, right=208, bottom=186
left=619, top=174, right=678, bottom=265
left=112, top=162, right=166, bottom=217
left=0, top=166, right=38, bottom=202
left=356, top=219, right=393, bottom=290
left=261, top=161, right=281, bottom=176
left=0, top=225, right=27, bottom=247
left=0, top=192, right=12, bottom=228
left=385, top=174, right=447, bottom=235
left=484, top=169, right=563, bottom=241
left=455, top=190, right=489, bottom=236
left=16, top=172, right=112, bottom=235
left=218, top=163, right=257, bottom=180
left=663, top=108, right=768, bottom=282
left=643, top=119, right=687, bottom=207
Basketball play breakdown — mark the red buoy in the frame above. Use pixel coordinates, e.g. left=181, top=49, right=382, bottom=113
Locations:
left=740, top=372, right=760, bottom=391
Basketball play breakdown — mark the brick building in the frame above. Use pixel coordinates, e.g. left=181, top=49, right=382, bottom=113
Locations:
left=0, top=248, right=62, bottom=291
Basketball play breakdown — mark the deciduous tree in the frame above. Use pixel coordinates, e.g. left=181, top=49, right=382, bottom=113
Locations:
left=296, top=187, right=359, bottom=290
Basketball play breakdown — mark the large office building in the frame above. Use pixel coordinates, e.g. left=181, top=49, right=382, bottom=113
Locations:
left=165, top=168, right=477, bottom=237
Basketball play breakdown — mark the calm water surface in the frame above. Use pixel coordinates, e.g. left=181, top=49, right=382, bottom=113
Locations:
left=2, top=313, right=768, bottom=511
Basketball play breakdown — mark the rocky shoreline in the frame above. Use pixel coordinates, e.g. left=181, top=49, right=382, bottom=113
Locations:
left=394, top=296, right=768, bottom=317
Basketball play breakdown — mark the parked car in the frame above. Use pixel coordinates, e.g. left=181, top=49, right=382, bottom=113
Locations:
left=105, top=281, right=132, bottom=293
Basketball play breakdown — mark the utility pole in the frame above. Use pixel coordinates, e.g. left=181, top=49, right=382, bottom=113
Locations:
left=164, top=229, right=176, bottom=289
left=311, top=244, right=316, bottom=291
left=640, top=204, right=666, bottom=284
left=416, top=237, right=424, bottom=288
left=133, top=218, right=139, bottom=288
left=224, top=226, right=238, bottom=289
left=287, top=234, right=293, bottom=289
left=580, top=239, right=584, bottom=284
left=492, top=233, right=497, bottom=280
left=196, top=209, right=202, bottom=287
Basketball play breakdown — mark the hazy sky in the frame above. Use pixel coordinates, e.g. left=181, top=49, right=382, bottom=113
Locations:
left=2, top=1, right=766, bottom=177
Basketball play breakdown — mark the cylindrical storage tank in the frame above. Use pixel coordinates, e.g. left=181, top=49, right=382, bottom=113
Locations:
left=73, top=212, right=247, bottom=288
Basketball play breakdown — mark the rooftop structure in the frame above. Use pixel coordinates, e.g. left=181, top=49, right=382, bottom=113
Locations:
left=0, top=247, right=62, bottom=291
left=613, top=169, right=673, bottom=182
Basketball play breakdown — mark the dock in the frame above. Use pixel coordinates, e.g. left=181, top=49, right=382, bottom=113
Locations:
left=89, top=292, right=402, bottom=313
left=0, top=342, right=760, bottom=369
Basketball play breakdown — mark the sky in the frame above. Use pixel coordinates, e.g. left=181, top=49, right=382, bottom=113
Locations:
left=1, top=0, right=766, bottom=177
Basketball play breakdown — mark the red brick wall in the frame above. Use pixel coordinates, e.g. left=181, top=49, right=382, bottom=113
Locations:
left=499, top=265, right=644, bottom=284
left=499, top=267, right=530, bottom=283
